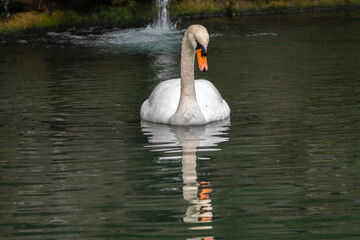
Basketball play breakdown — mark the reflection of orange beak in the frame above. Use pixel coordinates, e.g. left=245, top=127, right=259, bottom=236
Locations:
left=199, top=217, right=213, bottom=222
left=196, top=49, right=208, bottom=72
left=199, top=188, right=212, bottom=200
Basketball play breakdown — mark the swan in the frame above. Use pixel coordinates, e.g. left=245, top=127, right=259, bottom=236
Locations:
left=140, top=24, right=230, bottom=125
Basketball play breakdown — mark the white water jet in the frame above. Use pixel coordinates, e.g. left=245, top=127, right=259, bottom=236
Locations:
left=153, top=0, right=172, bottom=30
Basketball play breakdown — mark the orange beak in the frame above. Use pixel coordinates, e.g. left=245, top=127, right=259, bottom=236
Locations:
left=196, top=49, right=208, bottom=72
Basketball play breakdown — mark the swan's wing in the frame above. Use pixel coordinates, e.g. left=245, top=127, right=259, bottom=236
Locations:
left=195, top=80, right=230, bottom=122
left=140, top=79, right=181, bottom=124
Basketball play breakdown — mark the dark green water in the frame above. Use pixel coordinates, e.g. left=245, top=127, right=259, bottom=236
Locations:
left=1, top=12, right=360, bottom=240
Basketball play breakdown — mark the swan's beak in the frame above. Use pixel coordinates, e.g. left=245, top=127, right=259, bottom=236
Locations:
left=196, top=49, right=208, bottom=72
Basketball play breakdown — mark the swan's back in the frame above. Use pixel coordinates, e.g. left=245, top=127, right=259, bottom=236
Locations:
left=140, top=79, right=230, bottom=124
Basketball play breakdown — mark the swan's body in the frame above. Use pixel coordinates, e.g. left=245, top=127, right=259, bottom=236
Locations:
left=140, top=25, right=230, bottom=125
left=141, top=78, right=229, bottom=124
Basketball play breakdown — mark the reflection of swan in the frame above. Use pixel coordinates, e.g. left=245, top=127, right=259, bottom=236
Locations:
left=141, top=119, right=229, bottom=229
left=142, top=119, right=230, bottom=149
left=140, top=25, right=230, bottom=125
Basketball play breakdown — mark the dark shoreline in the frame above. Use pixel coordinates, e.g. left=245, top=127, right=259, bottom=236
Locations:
left=1, top=0, right=360, bottom=37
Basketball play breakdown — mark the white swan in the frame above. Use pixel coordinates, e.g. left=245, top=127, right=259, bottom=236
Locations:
left=140, top=25, right=230, bottom=125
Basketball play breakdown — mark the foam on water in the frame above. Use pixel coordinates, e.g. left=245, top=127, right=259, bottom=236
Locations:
left=46, top=26, right=183, bottom=53
left=96, top=26, right=182, bottom=51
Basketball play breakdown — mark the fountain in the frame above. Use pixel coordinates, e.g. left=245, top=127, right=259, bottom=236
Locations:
left=45, top=0, right=178, bottom=50
left=152, top=0, right=172, bottom=30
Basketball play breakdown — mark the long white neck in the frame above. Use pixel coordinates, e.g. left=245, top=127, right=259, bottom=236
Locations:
left=180, top=34, right=197, bottom=104
left=169, top=31, right=206, bottom=125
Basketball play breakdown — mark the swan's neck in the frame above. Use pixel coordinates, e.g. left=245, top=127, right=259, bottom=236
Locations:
left=180, top=38, right=196, bottom=103
left=170, top=33, right=206, bottom=125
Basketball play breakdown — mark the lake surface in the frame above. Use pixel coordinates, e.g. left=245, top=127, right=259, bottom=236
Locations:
left=1, top=11, right=360, bottom=240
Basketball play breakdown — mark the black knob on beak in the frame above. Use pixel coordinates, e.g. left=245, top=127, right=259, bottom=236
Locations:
left=201, top=47, right=208, bottom=57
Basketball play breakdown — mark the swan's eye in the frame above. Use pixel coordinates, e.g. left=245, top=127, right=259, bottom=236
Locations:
left=195, top=40, right=207, bottom=57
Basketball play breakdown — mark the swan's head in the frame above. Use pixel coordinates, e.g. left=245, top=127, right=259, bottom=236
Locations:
left=186, top=25, right=209, bottom=72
